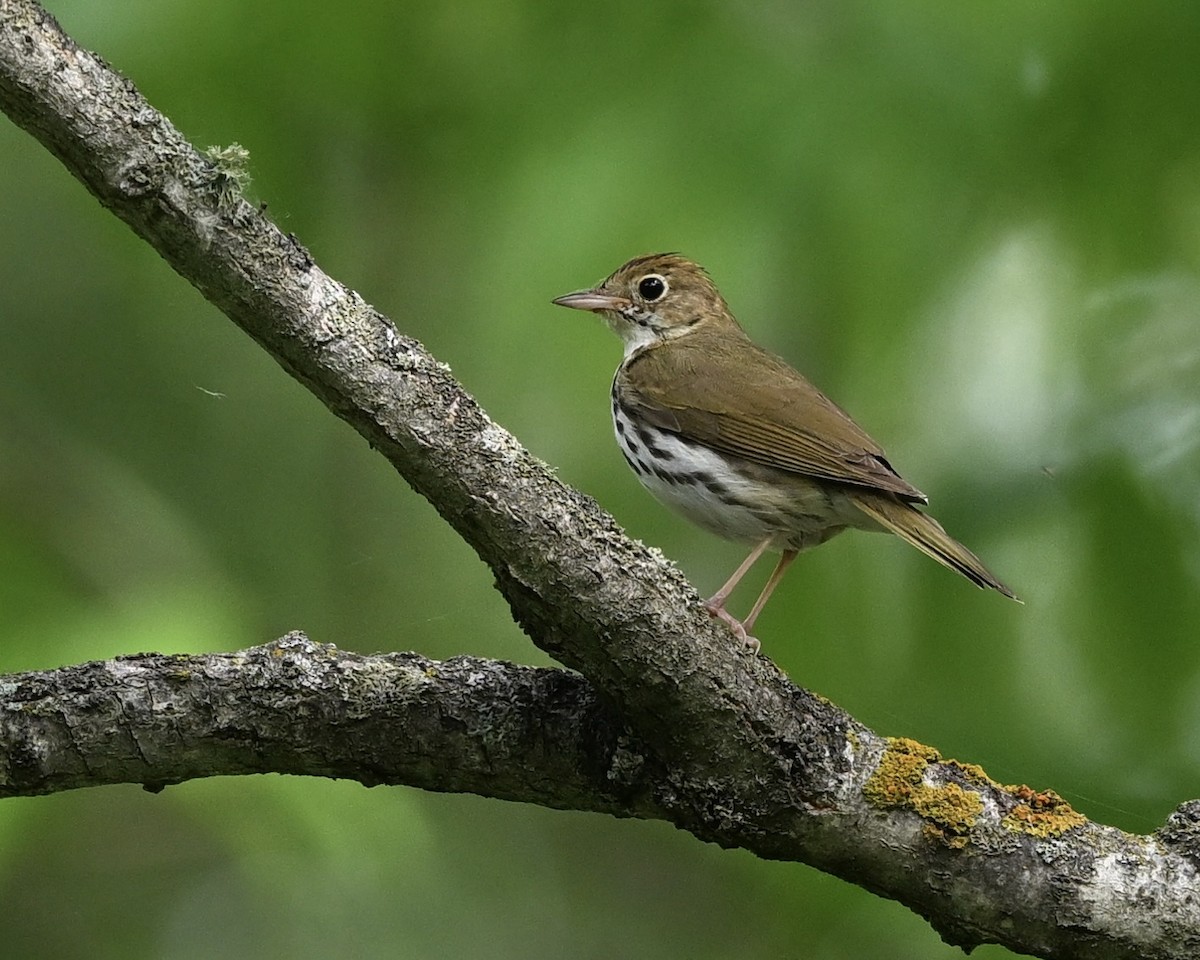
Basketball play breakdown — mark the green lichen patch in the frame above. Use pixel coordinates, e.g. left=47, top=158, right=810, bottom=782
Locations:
left=204, top=142, right=251, bottom=187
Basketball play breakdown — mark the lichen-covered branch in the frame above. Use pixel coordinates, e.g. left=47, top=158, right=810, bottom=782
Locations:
left=0, top=633, right=644, bottom=812
left=1, top=3, right=1198, bottom=957
left=3, top=634, right=1199, bottom=960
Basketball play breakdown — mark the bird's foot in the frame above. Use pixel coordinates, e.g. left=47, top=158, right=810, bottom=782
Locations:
left=702, top=600, right=761, bottom=654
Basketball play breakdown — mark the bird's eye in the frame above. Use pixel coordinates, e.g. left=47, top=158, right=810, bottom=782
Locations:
left=637, top=274, right=668, bottom=302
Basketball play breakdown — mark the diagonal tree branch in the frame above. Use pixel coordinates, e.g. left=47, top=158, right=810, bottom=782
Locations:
left=1, top=2, right=1198, bottom=958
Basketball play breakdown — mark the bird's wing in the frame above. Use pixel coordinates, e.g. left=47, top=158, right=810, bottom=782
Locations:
left=620, top=330, right=927, bottom=502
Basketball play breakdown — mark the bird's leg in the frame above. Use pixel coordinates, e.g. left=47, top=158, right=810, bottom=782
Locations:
left=740, top=549, right=798, bottom=640
left=703, top=539, right=771, bottom=651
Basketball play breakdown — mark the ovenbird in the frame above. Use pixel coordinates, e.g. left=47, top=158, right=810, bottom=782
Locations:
left=553, top=253, right=1016, bottom=651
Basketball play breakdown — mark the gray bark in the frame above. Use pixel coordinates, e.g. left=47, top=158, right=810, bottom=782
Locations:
left=0, top=2, right=1198, bottom=957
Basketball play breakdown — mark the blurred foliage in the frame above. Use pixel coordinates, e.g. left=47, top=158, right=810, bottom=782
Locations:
left=3, top=1, right=1200, bottom=957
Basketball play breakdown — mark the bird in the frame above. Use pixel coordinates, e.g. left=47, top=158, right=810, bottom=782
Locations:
left=552, top=253, right=1016, bottom=651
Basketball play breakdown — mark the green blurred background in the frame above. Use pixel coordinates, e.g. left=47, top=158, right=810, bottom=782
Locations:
left=3, top=1, right=1200, bottom=957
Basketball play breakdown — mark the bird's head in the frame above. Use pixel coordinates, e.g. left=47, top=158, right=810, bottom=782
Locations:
left=553, top=253, right=736, bottom=356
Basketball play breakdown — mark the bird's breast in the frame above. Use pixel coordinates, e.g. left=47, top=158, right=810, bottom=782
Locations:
left=610, top=383, right=855, bottom=550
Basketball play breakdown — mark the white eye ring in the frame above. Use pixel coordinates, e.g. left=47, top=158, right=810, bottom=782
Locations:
left=637, top=274, right=668, bottom=302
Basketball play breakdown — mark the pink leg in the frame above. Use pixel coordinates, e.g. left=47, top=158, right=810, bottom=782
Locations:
left=740, top=549, right=797, bottom=639
left=703, top=539, right=772, bottom=651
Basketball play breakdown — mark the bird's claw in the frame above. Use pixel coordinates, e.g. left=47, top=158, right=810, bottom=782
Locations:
left=702, top=600, right=761, bottom=654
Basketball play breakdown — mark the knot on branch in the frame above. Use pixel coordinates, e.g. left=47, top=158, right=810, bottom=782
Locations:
left=1157, top=799, right=1200, bottom=863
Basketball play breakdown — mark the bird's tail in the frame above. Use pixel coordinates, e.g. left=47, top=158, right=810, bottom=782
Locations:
left=847, top=491, right=1019, bottom=601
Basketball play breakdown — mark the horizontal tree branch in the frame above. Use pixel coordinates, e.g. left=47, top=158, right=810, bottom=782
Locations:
left=0, top=634, right=647, bottom=813
left=1, top=3, right=1198, bottom=958
left=3, top=634, right=1200, bottom=960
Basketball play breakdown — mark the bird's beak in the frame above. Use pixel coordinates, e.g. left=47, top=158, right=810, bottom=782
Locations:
left=551, top=290, right=631, bottom=313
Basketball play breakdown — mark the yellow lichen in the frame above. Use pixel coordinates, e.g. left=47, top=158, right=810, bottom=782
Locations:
left=946, top=758, right=994, bottom=790
left=864, top=737, right=984, bottom=845
left=1000, top=785, right=1088, bottom=838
